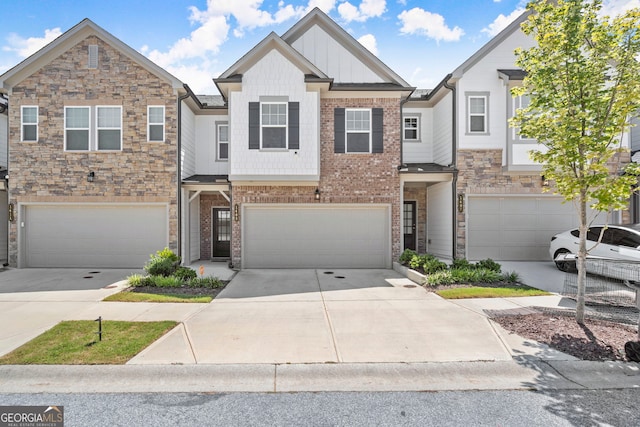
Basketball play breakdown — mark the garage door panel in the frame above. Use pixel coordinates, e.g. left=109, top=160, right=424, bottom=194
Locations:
left=468, top=197, right=605, bottom=261
left=244, top=205, right=390, bottom=268
left=25, top=205, right=167, bottom=268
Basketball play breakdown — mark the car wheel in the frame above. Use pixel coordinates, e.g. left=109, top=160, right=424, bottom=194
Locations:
left=554, top=249, right=574, bottom=272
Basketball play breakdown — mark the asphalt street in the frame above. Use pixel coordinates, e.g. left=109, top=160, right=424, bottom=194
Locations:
left=1, top=389, right=639, bottom=426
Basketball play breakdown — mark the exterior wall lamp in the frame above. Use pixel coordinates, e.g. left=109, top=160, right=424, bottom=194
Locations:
left=314, top=188, right=320, bottom=201
left=87, top=171, right=95, bottom=183
left=234, top=203, right=239, bottom=222
left=457, top=194, right=464, bottom=213
left=8, top=203, right=14, bottom=222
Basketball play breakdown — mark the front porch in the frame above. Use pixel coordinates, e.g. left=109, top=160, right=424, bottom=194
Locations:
left=400, top=164, right=456, bottom=259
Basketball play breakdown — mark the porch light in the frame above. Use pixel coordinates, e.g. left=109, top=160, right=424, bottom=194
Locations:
left=457, top=194, right=464, bottom=213
left=234, top=204, right=239, bottom=222
left=314, top=188, right=321, bottom=201
left=8, top=203, right=14, bottom=223
left=87, top=171, right=95, bottom=183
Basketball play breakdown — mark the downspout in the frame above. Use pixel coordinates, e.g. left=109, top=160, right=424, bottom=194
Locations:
left=177, top=87, right=191, bottom=260
left=443, top=77, right=458, bottom=259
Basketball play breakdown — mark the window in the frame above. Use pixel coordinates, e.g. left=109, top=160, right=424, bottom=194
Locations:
left=21, top=106, right=38, bottom=142
left=65, top=107, right=90, bottom=150
left=217, top=122, right=228, bottom=160
left=334, top=108, right=383, bottom=154
left=148, top=106, right=164, bottom=142
left=513, top=94, right=534, bottom=140
left=97, top=106, right=121, bottom=150
left=346, top=109, right=371, bottom=153
left=261, top=102, right=287, bottom=149
left=466, top=93, right=489, bottom=134
left=248, top=101, right=299, bottom=150
left=403, top=115, right=420, bottom=142
left=65, top=106, right=121, bottom=151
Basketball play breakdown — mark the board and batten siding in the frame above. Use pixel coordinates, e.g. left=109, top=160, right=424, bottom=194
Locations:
left=402, top=107, right=433, bottom=164
left=229, top=49, right=319, bottom=179
left=290, top=24, right=384, bottom=84
left=195, top=115, right=229, bottom=176
left=432, top=92, right=453, bottom=166
left=427, top=181, right=453, bottom=259
left=180, top=105, right=197, bottom=179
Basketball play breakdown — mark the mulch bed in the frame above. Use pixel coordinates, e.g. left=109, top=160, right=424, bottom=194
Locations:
left=129, top=282, right=229, bottom=298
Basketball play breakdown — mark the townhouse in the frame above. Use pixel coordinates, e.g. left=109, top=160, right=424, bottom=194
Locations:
left=0, top=8, right=629, bottom=269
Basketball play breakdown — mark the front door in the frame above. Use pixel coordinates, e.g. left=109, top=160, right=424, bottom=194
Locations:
left=403, top=201, right=417, bottom=251
left=212, top=208, right=231, bottom=258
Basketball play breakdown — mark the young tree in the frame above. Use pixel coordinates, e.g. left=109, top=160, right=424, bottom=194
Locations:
left=511, top=0, right=640, bottom=323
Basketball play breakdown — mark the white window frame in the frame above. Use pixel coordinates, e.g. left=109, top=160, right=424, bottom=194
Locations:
left=466, top=93, right=489, bottom=135
left=403, top=114, right=420, bottom=142
left=64, top=106, right=91, bottom=151
left=217, top=122, right=229, bottom=161
left=513, top=94, right=535, bottom=141
left=147, top=106, right=165, bottom=142
left=96, top=106, right=122, bottom=151
left=345, top=108, right=372, bottom=153
left=21, top=106, right=38, bottom=142
left=260, top=102, right=288, bottom=149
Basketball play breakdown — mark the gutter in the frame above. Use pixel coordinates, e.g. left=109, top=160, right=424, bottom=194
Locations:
left=176, top=85, right=191, bottom=260
left=443, top=76, right=458, bottom=259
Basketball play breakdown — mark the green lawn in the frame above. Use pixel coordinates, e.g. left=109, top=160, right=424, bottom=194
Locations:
left=104, top=291, right=213, bottom=303
left=435, top=286, right=551, bottom=299
left=0, top=320, right=177, bottom=365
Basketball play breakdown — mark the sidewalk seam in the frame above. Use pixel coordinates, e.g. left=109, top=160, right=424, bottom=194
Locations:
left=182, top=322, right=198, bottom=364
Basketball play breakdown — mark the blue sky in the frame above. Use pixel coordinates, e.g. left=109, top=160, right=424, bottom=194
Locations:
left=0, top=0, right=636, bottom=93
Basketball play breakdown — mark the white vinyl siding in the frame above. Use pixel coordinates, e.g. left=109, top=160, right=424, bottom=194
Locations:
left=21, top=106, right=38, bottom=142
left=346, top=108, right=371, bottom=153
left=148, top=106, right=165, bottom=142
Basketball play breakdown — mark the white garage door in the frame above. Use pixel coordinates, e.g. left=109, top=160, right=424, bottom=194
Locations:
left=467, top=196, right=605, bottom=261
left=243, top=205, right=391, bottom=268
left=24, top=204, right=168, bottom=268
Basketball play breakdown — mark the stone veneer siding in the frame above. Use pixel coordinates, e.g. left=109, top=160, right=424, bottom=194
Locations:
left=8, top=36, right=178, bottom=266
left=199, top=193, right=231, bottom=260
left=231, top=97, right=402, bottom=267
left=456, top=149, right=631, bottom=258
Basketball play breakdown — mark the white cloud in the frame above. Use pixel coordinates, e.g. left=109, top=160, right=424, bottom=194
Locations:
left=3, top=28, right=63, bottom=58
left=357, top=34, right=378, bottom=55
left=338, top=0, right=386, bottom=22
left=398, top=8, right=464, bottom=42
left=481, top=8, right=525, bottom=37
left=600, top=0, right=640, bottom=17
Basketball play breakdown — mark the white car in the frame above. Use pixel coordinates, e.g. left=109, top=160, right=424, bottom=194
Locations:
left=549, top=224, right=640, bottom=271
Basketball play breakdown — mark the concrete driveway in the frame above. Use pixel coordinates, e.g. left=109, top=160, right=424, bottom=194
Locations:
left=500, top=261, right=570, bottom=293
left=0, top=267, right=143, bottom=293
left=130, top=269, right=515, bottom=364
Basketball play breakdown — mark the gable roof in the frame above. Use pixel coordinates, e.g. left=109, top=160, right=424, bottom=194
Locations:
left=282, top=7, right=412, bottom=88
left=217, top=31, right=328, bottom=80
left=451, top=9, right=532, bottom=80
left=0, top=18, right=184, bottom=92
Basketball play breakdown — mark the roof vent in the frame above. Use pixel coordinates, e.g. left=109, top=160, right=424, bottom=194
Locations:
left=88, top=45, right=98, bottom=69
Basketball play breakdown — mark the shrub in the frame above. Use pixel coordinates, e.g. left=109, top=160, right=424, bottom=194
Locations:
left=144, top=257, right=176, bottom=277
left=409, top=253, right=436, bottom=270
left=146, top=275, right=183, bottom=288
left=424, top=271, right=455, bottom=286
left=422, top=258, right=448, bottom=274
left=451, top=258, right=474, bottom=270
left=450, top=268, right=502, bottom=283
left=155, top=247, right=180, bottom=263
left=501, top=271, right=520, bottom=283
left=127, top=274, right=145, bottom=286
left=476, top=258, right=501, bottom=273
left=188, top=276, right=224, bottom=289
left=173, top=266, right=197, bottom=281
left=399, top=249, right=418, bottom=264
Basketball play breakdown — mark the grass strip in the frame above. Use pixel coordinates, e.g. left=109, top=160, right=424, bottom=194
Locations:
left=104, top=291, right=212, bottom=303
left=0, top=320, right=177, bottom=365
left=435, top=286, right=551, bottom=299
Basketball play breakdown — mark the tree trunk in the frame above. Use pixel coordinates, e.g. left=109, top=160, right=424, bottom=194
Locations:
left=576, top=192, right=588, bottom=324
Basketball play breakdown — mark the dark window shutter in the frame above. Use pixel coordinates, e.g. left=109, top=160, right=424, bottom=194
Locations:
left=334, top=108, right=345, bottom=153
left=372, top=108, right=383, bottom=153
left=248, top=102, right=260, bottom=149
left=288, top=102, right=299, bottom=150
